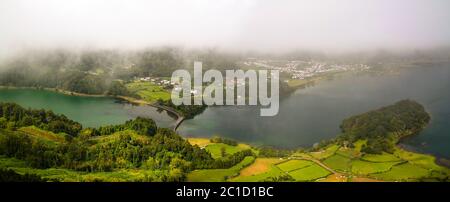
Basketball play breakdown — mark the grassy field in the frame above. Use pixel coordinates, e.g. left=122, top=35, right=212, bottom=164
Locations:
left=231, top=164, right=285, bottom=182
left=361, top=152, right=402, bottom=162
left=310, top=144, right=340, bottom=160
left=323, top=154, right=352, bottom=172
left=276, top=160, right=314, bottom=172
left=205, top=143, right=251, bottom=159
left=125, top=81, right=171, bottom=103
left=291, top=152, right=313, bottom=159
left=207, top=144, right=449, bottom=182
left=288, top=164, right=331, bottom=181
left=335, top=148, right=359, bottom=159
left=393, top=148, right=446, bottom=172
left=186, top=138, right=211, bottom=148
left=370, top=163, right=431, bottom=181
left=351, top=160, right=401, bottom=175
left=234, top=158, right=334, bottom=182
left=237, top=158, right=284, bottom=177
left=187, top=156, right=255, bottom=182
left=230, top=141, right=449, bottom=182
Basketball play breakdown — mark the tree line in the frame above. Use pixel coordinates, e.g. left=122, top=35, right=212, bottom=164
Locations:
left=0, top=102, right=82, bottom=136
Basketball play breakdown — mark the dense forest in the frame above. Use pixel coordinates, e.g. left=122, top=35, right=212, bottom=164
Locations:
left=336, top=100, right=430, bottom=154
left=0, top=102, right=254, bottom=181
left=0, top=102, right=82, bottom=136
left=0, top=168, right=45, bottom=182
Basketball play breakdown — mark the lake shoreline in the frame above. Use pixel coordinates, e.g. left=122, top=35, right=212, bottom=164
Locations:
left=0, top=86, right=184, bottom=130
left=1, top=69, right=448, bottom=164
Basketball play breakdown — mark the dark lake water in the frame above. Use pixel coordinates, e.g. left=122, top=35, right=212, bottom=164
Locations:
left=0, top=89, right=176, bottom=128
left=178, top=64, right=450, bottom=158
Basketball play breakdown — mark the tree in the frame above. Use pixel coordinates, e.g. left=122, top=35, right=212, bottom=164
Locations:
left=0, top=117, right=7, bottom=129
left=220, top=147, right=226, bottom=158
left=125, top=117, right=157, bottom=136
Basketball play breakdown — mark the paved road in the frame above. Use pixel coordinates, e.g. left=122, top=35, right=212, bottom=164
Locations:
left=148, top=103, right=185, bottom=131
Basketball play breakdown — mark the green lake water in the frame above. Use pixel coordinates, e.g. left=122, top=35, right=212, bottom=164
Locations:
left=0, top=89, right=176, bottom=128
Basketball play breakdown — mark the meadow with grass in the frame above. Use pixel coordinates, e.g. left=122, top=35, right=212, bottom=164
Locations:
left=125, top=81, right=171, bottom=103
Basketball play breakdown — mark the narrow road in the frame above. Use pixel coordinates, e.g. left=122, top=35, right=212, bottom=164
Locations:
left=116, top=96, right=185, bottom=131
left=148, top=103, right=185, bottom=131
left=173, top=116, right=185, bottom=131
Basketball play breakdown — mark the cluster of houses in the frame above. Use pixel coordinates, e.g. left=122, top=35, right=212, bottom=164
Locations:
left=136, top=77, right=174, bottom=87
left=244, top=59, right=371, bottom=80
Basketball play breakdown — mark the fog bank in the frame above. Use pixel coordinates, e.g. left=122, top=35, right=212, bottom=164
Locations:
left=1, top=0, right=450, bottom=57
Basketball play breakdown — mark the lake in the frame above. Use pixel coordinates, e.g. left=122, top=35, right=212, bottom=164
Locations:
left=0, top=64, right=449, bottom=158
left=0, top=88, right=176, bottom=128
left=178, top=64, right=450, bottom=158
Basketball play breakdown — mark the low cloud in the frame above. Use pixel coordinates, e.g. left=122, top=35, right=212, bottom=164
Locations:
left=1, top=0, right=450, bottom=57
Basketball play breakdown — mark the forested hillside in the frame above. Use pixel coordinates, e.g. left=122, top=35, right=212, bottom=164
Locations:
left=337, top=100, right=431, bottom=154
left=0, top=102, right=254, bottom=181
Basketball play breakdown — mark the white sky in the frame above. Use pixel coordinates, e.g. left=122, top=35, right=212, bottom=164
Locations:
left=1, top=0, right=450, bottom=55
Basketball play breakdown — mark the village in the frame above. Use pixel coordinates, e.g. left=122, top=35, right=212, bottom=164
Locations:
left=243, top=59, right=371, bottom=80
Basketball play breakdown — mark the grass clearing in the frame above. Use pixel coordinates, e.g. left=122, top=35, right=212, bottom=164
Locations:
left=335, top=148, right=359, bottom=159
left=291, top=152, right=312, bottom=159
left=205, top=143, right=250, bottom=159
left=288, top=164, right=331, bottom=182
left=310, top=144, right=339, bottom=160
left=237, top=158, right=283, bottom=177
left=351, top=160, right=400, bottom=175
left=231, top=165, right=285, bottom=182
left=361, top=152, right=402, bottom=162
left=126, top=81, right=171, bottom=103
left=393, top=148, right=447, bottom=172
left=276, top=160, right=315, bottom=172
left=186, top=138, right=211, bottom=148
left=323, top=154, right=351, bottom=172
left=187, top=156, right=255, bottom=182
left=370, top=163, right=431, bottom=181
